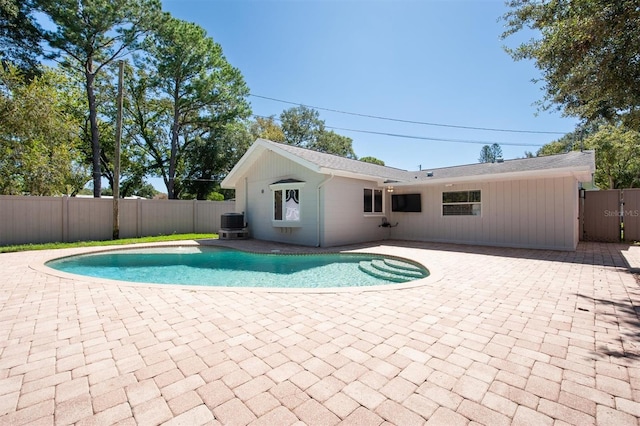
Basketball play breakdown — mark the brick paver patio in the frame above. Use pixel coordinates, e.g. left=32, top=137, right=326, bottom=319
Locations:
left=1, top=240, right=639, bottom=425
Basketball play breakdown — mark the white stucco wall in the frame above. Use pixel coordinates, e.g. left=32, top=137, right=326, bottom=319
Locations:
left=388, top=175, right=580, bottom=250
left=320, top=176, right=389, bottom=247
left=232, top=148, right=581, bottom=250
left=235, top=150, right=324, bottom=246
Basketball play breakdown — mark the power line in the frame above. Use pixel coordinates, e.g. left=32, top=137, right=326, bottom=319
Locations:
left=252, top=114, right=544, bottom=147
left=327, top=126, right=545, bottom=147
left=250, top=94, right=567, bottom=136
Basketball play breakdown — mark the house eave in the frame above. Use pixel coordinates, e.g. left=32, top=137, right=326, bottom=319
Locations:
left=221, top=139, right=322, bottom=189
left=317, top=167, right=395, bottom=185
left=390, top=166, right=594, bottom=188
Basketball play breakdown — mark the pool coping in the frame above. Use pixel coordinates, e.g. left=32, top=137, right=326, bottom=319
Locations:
left=30, top=239, right=445, bottom=294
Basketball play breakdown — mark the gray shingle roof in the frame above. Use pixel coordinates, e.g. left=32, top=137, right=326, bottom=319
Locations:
left=412, top=150, right=596, bottom=182
left=259, top=139, right=411, bottom=182
left=260, top=139, right=595, bottom=183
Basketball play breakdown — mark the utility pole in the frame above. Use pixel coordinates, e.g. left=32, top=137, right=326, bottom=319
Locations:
left=113, top=60, right=124, bottom=240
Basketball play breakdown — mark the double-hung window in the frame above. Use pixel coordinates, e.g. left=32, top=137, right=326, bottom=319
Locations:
left=442, top=190, right=481, bottom=216
left=270, top=180, right=304, bottom=226
left=364, top=188, right=383, bottom=214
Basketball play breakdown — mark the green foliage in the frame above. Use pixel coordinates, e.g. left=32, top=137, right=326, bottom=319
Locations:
left=132, top=14, right=251, bottom=199
left=36, top=0, right=162, bottom=196
left=206, top=192, right=224, bottom=201
left=180, top=122, right=252, bottom=200
left=583, top=124, right=640, bottom=189
left=0, top=65, right=87, bottom=195
left=535, top=121, right=603, bottom=156
left=359, top=156, right=385, bottom=166
left=502, top=0, right=640, bottom=130
left=279, top=106, right=356, bottom=158
left=94, top=61, right=156, bottom=199
left=0, top=0, right=42, bottom=76
left=478, top=143, right=503, bottom=163
left=250, top=116, right=285, bottom=142
left=280, top=105, right=324, bottom=147
left=537, top=122, right=640, bottom=189
left=315, top=130, right=357, bottom=159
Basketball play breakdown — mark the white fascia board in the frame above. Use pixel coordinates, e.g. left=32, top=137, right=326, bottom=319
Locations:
left=390, top=166, right=594, bottom=188
left=317, top=167, right=389, bottom=185
left=221, top=139, right=323, bottom=189
left=220, top=141, right=267, bottom=188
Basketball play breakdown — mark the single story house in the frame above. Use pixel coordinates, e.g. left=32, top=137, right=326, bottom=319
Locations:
left=221, top=138, right=595, bottom=251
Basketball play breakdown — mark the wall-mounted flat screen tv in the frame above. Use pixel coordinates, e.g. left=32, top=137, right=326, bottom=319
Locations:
left=391, top=193, right=422, bottom=212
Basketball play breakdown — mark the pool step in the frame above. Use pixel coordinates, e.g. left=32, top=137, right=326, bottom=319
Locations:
left=358, top=258, right=428, bottom=283
left=372, top=259, right=427, bottom=278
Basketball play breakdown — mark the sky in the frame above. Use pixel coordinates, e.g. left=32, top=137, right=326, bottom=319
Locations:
left=161, top=0, right=578, bottom=173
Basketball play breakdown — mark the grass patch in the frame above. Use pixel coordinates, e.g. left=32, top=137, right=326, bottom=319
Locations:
left=0, top=234, right=217, bottom=253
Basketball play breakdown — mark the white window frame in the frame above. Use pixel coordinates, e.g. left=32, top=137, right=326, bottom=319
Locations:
left=364, top=187, right=384, bottom=216
left=442, top=190, right=481, bottom=216
left=270, top=182, right=305, bottom=227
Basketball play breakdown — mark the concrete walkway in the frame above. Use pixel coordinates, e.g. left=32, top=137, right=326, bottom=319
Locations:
left=1, top=240, right=639, bottom=425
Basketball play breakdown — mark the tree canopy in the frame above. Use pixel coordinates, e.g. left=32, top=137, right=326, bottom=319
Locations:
left=36, top=0, right=162, bottom=196
left=131, top=14, right=250, bottom=199
left=359, top=156, right=385, bottom=166
left=478, top=143, right=503, bottom=163
left=279, top=106, right=356, bottom=158
left=250, top=116, right=285, bottom=142
left=502, top=0, right=640, bottom=130
left=0, top=2, right=368, bottom=200
left=535, top=122, right=640, bottom=189
left=0, top=0, right=42, bottom=76
left=0, top=65, right=86, bottom=195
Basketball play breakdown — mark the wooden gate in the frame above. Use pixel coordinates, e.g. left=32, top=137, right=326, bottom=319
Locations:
left=581, top=190, right=621, bottom=242
left=623, top=189, right=640, bottom=242
left=580, top=189, right=640, bottom=243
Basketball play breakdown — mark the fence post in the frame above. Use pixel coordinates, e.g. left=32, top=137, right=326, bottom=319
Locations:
left=193, top=200, right=197, bottom=234
left=137, top=198, right=142, bottom=238
left=578, top=188, right=585, bottom=241
left=62, top=196, right=69, bottom=242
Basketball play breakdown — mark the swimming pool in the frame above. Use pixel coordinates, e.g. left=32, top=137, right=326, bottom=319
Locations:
left=46, top=246, right=429, bottom=288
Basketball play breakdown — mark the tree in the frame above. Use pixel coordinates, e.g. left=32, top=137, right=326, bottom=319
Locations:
left=583, top=124, right=640, bottom=189
left=536, top=122, right=640, bottom=189
left=535, top=121, right=603, bottom=156
left=279, top=106, right=357, bottom=157
left=132, top=15, right=250, bottom=199
left=93, top=62, right=156, bottom=198
left=0, top=65, right=86, bottom=195
left=280, top=105, right=325, bottom=147
left=315, top=130, right=356, bottom=159
left=36, top=0, right=161, bottom=197
left=478, top=143, right=503, bottom=163
left=0, top=0, right=42, bottom=76
left=250, top=116, right=285, bottom=142
left=359, top=156, right=385, bottom=166
left=502, top=0, right=640, bottom=130
left=181, top=122, right=252, bottom=199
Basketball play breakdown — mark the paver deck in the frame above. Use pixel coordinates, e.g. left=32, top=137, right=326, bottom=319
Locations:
left=1, top=239, right=639, bottom=425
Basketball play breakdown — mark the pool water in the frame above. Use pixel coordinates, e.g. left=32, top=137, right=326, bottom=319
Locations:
left=47, top=246, right=428, bottom=288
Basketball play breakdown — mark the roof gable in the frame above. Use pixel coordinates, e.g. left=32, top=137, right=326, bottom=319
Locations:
left=221, top=138, right=411, bottom=188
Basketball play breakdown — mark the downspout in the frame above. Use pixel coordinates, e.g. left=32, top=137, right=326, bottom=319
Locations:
left=316, top=174, right=335, bottom=247
left=244, top=177, right=249, bottom=227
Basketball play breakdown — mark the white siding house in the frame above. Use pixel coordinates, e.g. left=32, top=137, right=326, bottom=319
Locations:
left=221, top=139, right=595, bottom=250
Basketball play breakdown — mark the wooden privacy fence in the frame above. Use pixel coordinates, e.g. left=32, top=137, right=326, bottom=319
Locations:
left=0, top=196, right=236, bottom=246
left=580, top=189, right=640, bottom=243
